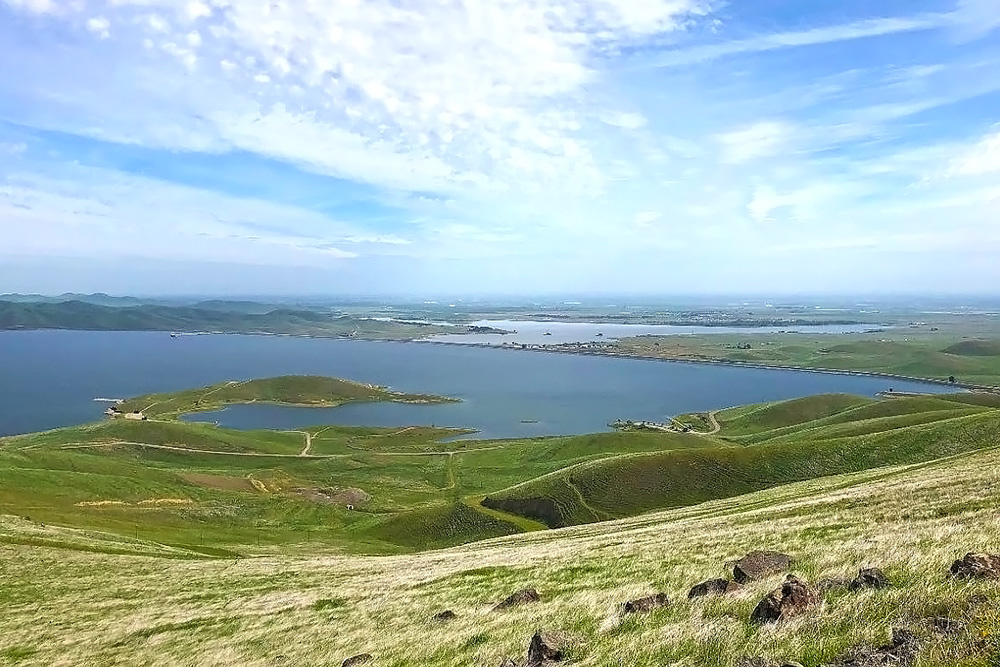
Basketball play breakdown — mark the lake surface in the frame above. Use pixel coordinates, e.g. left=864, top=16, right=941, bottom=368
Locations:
left=426, top=320, right=880, bottom=345
left=0, top=330, right=948, bottom=439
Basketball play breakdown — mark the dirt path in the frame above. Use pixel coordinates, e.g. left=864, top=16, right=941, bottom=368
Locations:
left=703, top=410, right=721, bottom=435
left=41, top=440, right=506, bottom=459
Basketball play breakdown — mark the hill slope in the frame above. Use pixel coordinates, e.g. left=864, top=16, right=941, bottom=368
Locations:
left=3, top=446, right=999, bottom=666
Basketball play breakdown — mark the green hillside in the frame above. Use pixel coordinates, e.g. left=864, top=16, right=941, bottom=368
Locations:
left=484, top=395, right=1000, bottom=527
left=3, top=442, right=1000, bottom=665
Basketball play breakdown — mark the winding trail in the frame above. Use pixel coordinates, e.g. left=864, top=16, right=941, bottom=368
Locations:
left=703, top=410, right=721, bottom=435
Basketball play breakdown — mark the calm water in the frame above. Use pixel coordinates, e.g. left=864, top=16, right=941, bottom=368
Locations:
left=0, top=330, right=947, bottom=439
left=426, top=320, right=880, bottom=345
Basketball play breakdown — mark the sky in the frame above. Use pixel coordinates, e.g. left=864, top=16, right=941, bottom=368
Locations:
left=0, top=0, right=998, bottom=296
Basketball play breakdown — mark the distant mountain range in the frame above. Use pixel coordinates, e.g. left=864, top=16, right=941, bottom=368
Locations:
left=0, top=298, right=498, bottom=340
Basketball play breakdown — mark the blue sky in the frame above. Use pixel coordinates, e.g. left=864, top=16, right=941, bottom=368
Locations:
left=0, top=0, right=998, bottom=296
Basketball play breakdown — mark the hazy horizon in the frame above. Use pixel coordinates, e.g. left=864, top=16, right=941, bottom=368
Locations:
left=2, top=0, right=999, bottom=294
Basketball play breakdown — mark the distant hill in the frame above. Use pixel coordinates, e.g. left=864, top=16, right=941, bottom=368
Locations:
left=0, top=300, right=464, bottom=339
left=0, top=292, right=150, bottom=307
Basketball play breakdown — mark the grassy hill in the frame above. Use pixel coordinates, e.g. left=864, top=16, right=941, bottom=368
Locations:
left=483, top=394, right=1000, bottom=527
left=2, top=443, right=999, bottom=665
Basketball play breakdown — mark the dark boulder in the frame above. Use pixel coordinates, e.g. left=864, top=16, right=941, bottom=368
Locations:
left=849, top=567, right=891, bottom=591
left=341, top=655, right=373, bottom=667
left=526, top=631, right=567, bottom=666
left=750, top=575, right=820, bottom=624
left=623, top=592, right=670, bottom=614
left=733, top=550, right=794, bottom=583
left=432, top=610, right=457, bottom=622
left=494, top=588, right=541, bottom=611
left=950, top=552, right=1000, bottom=579
left=688, top=578, right=741, bottom=599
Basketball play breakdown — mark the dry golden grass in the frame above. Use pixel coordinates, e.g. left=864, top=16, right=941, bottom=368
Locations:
left=3, top=448, right=1000, bottom=666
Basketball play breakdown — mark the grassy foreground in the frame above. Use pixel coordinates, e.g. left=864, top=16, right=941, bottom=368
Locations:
left=2, top=445, right=1000, bottom=666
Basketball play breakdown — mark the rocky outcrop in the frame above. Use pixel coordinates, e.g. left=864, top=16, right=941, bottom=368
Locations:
left=494, top=588, right=541, bottom=611
left=341, top=654, right=373, bottom=667
left=527, top=631, right=568, bottom=666
left=734, top=551, right=794, bottom=583
left=950, top=552, right=1000, bottom=579
left=849, top=568, right=891, bottom=591
left=688, top=578, right=741, bottom=599
left=622, top=593, right=670, bottom=614
left=750, top=575, right=821, bottom=624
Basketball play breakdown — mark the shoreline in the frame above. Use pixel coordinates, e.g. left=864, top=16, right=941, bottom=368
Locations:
left=414, top=339, right=996, bottom=392
left=4, top=326, right=997, bottom=395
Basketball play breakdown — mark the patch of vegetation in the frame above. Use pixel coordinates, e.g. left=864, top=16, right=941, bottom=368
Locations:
left=941, top=340, right=1000, bottom=357
left=117, top=375, right=455, bottom=419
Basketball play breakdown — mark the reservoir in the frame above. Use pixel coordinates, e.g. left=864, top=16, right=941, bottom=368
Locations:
left=0, top=330, right=949, bottom=439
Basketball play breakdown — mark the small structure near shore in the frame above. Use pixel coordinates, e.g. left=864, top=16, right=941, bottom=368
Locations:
left=105, top=405, right=146, bottom=421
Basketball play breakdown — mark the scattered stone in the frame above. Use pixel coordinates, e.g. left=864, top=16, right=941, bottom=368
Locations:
left=688, top=578, right=741, bottom=599
left=341, top=654, right=373, bottom=667
left=816, top=577, right=852, bottom=594
left=526, top=631, right=567, bottom=666
left=622, top=592, right=670, bottom=614
left=432, top=610, right=457, bottom=622
left=494, top=588, right=541, bottom=611
left=849, top=567, right=891, bottom=591
left=827, top=628, right=920, bottom=666
left=733, top=550, right=795, bottom=583
left=929, top=616, right=966, bottom=636
left=950, top=552, right=1000, bottom=579
left=750, top=575, right=821, bottom=624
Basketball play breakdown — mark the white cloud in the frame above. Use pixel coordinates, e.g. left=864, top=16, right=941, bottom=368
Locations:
left=85, top=16, right=110, bottom=38
left=1, top=0, right=710, bottom=198
left=716, top=121, right=792, bottom=164
left=2, top=0, right=55, bottom=13
left=947, top=129, right=1000, bottom=177
left=601, top=111, right=648, bottom=130
left=0, top=166, right=373, bottom=264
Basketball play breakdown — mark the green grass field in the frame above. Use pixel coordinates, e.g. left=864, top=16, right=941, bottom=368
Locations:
left=3, top=440, right=1000, bottom=665
left=607, top=332, right=1000, bottom=387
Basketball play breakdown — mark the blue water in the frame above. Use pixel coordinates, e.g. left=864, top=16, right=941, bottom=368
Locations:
left=0, top=330, right=950, bottom=439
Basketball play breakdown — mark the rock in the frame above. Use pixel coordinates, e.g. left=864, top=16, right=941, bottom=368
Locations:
left=526, top=630, right=567, bottom=666
left=432, top=610, right=457, bottom=622
left=950, top=552, right=1000, bottom=579
left=827, top=628, right=920, bottom=666
left=750, top=575, right=820, bottom=624
left=688, top=578, right=741, bottom=599
left=341, top=654, right=373, bottom=667
left=816, top=577, right=852, bottom=594
left=494, top=588, right=541, bottom=611
left=733, top=550, right=794, bottom=583
left=622, top=592, right=670, bottom=614
left=849, top=567, right=891, bottom=591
